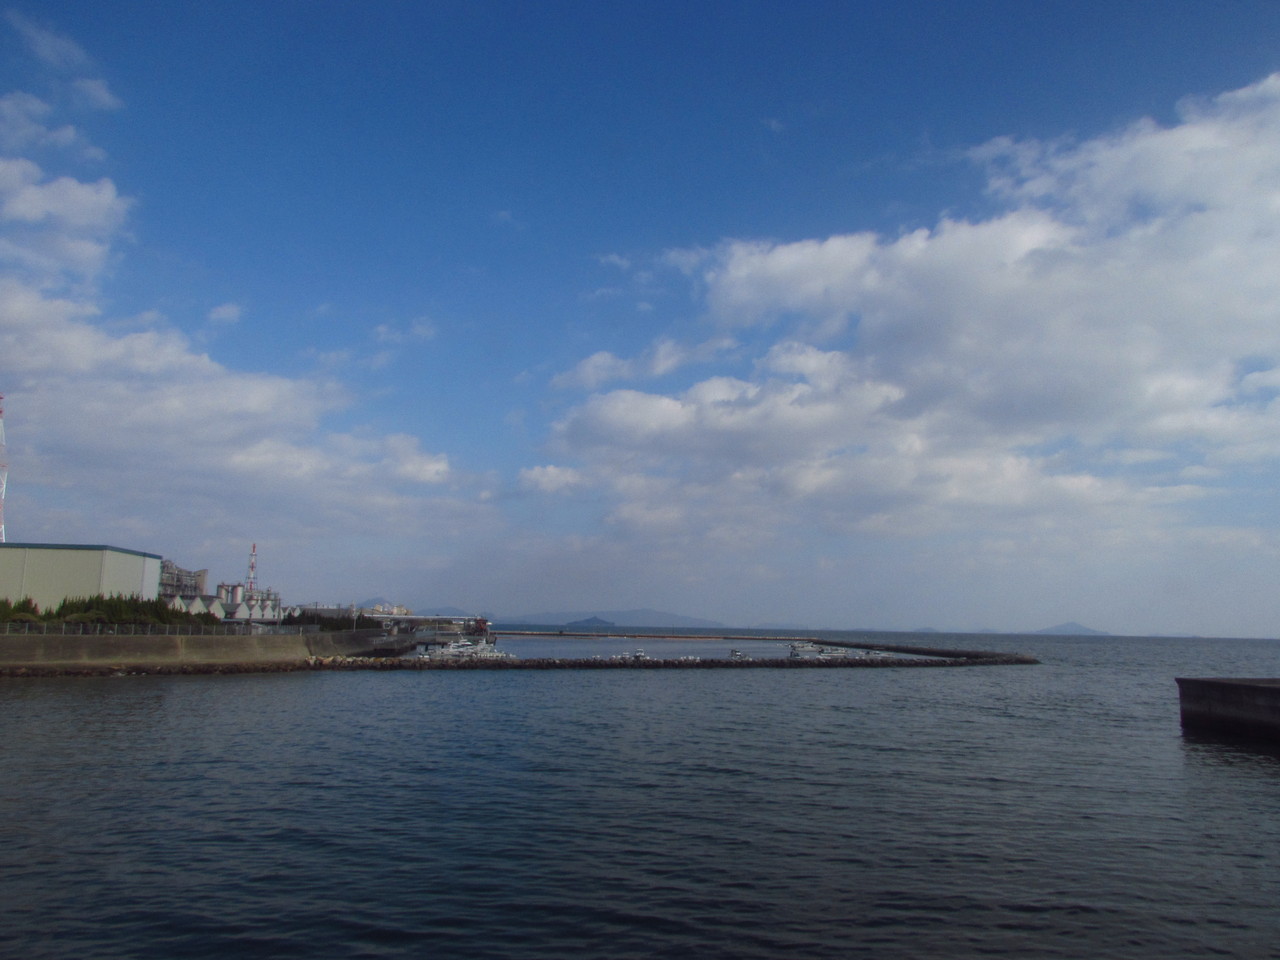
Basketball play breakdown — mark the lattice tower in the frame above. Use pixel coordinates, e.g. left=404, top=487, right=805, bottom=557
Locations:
left=246, top=542, right=258, bottom=593
left=0, top=393, right=7, bottom=543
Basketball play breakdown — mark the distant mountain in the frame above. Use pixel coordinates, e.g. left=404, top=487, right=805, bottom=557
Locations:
left=1036, top=621, right=1110, bottom=636
left=567, top=616, right=615, bottom=628
left=501, top=608, right=726, bottom=629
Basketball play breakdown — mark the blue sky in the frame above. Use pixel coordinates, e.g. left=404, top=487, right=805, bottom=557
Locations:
left=5, top=1, right=1280, bottom=634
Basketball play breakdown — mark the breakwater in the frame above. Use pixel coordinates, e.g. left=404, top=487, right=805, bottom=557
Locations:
left=0, top=648, right=1038, bottom=677
left=498, top=631, right=1041, bottom=662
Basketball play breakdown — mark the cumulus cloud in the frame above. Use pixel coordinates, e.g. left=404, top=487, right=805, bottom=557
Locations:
left=1, top=14, right=121, bottom=159
left=520, top=465, right=585, bottom=493
left=0, top=49, right=466, bottom=576
left=0, top=93, right=75, bottom=152
left=0, top=157, right=127, bottom=281
left=552, top=337, right=736, bottom=389
left=544, top=73, right=1280, bottom=591
left=553, top=350, right=633, bottom=390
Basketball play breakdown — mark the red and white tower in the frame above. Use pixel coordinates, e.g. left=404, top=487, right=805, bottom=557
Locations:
left=0, top=393, right=7, bottom=543
left=246, top=542, right=258, bottom=595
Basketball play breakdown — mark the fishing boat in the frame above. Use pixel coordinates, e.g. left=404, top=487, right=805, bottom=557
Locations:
left=412, top=616, right=509, bottom=659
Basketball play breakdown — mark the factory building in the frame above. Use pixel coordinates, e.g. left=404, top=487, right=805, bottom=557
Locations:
left=159, top=559, right=208, bottom=600
left=2, top=542, right=303, bottom=624
left=0, top=543, right=162, bottom=611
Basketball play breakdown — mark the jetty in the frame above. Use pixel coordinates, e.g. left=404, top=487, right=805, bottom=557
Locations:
left=1175, top=677, right=1280, bottom=739
left=0, top=625, right=1038, bottom=677
left=496, top=630, right=1038, bottom=662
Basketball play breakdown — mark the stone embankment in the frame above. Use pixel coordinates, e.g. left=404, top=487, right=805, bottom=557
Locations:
left=0, top=649, right=1038, bottom=677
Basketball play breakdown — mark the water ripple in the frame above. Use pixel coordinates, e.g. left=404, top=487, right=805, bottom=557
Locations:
left=3, top=637, right=1280, bottom=958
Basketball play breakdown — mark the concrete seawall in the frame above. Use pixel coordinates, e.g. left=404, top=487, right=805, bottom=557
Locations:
left=0, top=629, right=396, bottom=668
left=1176, top=677, right=1280, bottom=739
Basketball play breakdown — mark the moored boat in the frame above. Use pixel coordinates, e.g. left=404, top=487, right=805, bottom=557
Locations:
left=412, top=616, right=510, bottom=659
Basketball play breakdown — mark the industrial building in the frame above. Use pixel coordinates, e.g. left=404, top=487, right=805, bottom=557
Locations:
left=0, top=543, right=302, bottom=623
left=0, top=543, right=162, bottom=611
left=0, top=402, right=297, bottom=623
left=159, top=559, right=208, bottom=600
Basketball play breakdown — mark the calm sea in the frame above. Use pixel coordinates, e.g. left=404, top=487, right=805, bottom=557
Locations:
left=3, top=632, right=1280, bottom=959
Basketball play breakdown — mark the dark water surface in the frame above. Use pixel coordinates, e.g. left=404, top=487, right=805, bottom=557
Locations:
left=3, top=633, right=1280, bottom=959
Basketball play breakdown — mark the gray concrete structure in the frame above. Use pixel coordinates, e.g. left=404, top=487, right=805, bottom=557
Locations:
left=0, top=628, right=396, bottom=667
left=0, top=543, right=162, bottom=611
left=1175, top=677, right=1280, bottom=739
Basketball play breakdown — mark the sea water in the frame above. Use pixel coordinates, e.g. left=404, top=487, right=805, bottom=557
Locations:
left=2, top=632, right=1279, bottom=959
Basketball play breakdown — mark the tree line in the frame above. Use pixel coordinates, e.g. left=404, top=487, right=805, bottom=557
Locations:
left=0, top=594, right=219, bottom=625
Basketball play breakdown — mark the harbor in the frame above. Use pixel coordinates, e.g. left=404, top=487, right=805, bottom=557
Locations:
left=0, top=614, right=1041, bottom=675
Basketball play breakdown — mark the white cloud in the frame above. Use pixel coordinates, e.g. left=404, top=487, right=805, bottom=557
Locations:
left=552, top=337, right=736, bottom=389
left=0, top=93, right=76, bottom=152
left=1, top=168, right=126, bottom=229
left=207, top=302, right=242, bottom=325
left=0, top=63, right=469, bottom=579
left=543, top=72, right=1280, bottom=626
left=374, top=318, right=437, bottom=344
left=382, top=434, right=450, bottom=484
left=597, top=253, right=632, bottom=270
left=520, top=465, right=585, bottom=493
left=553, top=350, right=633, bottom=390
left=6, top=11, right=92, bottom=72
left=0, top=157, right=128, bottom=280
left=71, top=78, right=123, bottom=111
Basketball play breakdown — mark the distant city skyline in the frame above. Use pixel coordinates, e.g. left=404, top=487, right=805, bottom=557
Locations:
left=4, top=2, right=1280, bottom=636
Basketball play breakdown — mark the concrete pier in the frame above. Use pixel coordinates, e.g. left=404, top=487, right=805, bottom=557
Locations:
left=1175, top=677, right=1280, bottom=739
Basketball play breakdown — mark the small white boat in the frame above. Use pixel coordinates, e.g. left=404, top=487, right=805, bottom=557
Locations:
left=412, top=616, right=510, bottom=659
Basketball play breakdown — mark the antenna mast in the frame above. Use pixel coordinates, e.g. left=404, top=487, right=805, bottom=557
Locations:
left=0, top=393, right=7, bottom=543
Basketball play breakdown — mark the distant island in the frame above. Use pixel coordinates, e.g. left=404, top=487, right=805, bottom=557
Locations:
left=566, top=616, right=615, bottom=628
left=500, top=608, right=726, bottom=629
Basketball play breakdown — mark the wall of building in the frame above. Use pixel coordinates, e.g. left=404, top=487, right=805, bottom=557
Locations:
left=0, top=543, right=162, bottom=610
